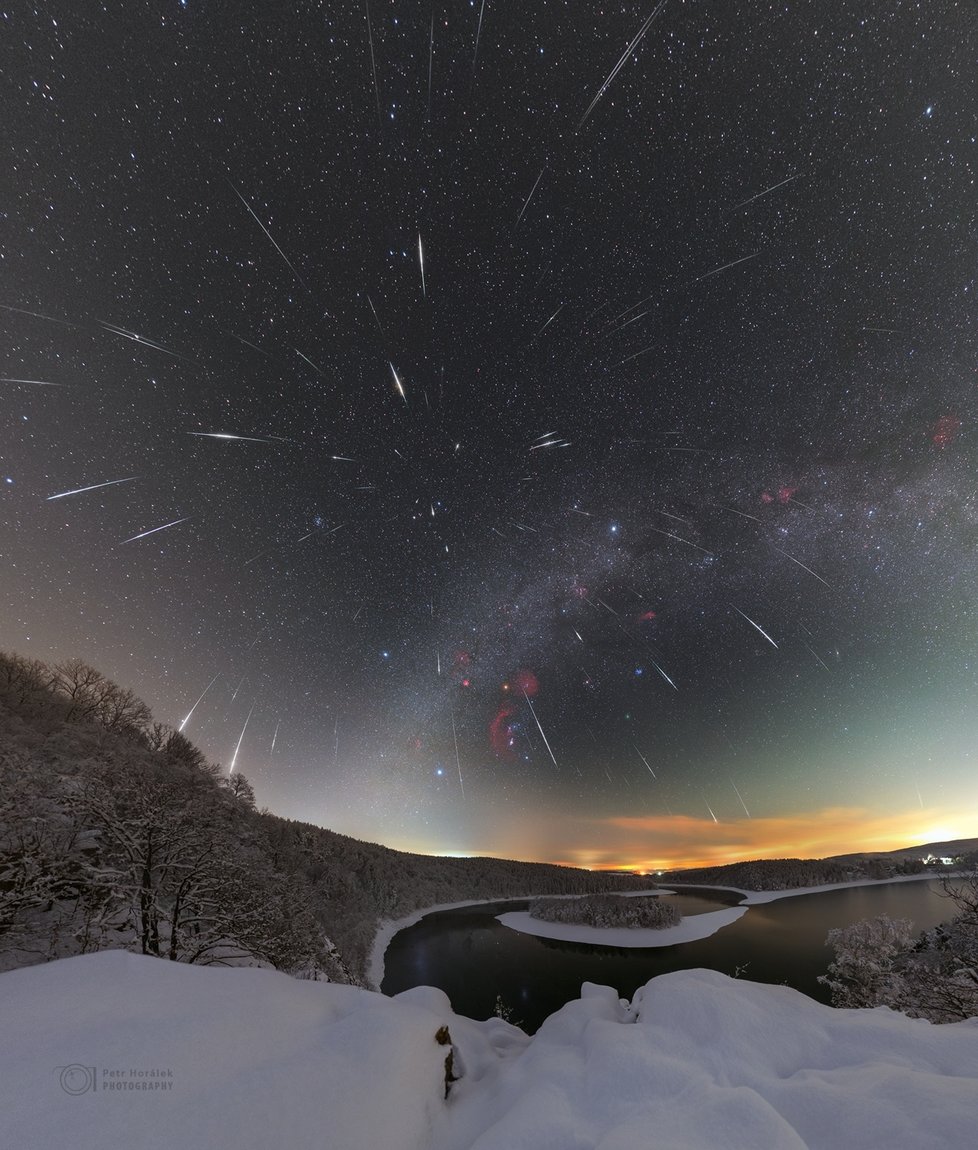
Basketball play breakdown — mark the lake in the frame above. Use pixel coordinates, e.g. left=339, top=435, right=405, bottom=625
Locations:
left=381, top=879, right=962, bottom=1033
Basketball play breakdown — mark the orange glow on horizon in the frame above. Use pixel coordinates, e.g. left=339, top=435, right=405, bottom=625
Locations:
left=542, top=807, right=973, bottom=874
left=381, top=806, right=978, bottom=875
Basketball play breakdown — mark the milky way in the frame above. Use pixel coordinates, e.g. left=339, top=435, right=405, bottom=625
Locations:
left=3, top=2, right=977, bottom=867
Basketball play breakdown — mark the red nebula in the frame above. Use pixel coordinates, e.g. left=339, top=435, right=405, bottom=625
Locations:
left=638, top=610, right=657, bottom=621
left=932, top=416, right=960, bottom=447
left=489, top=702, right=516, bottom=757
left=513, top=669, right=539, bottom=697
left=760, top=491, right=774, bottom=504
left=461, top=678, right=471, bottom=688
left=777, top=485, right=797, bottom=504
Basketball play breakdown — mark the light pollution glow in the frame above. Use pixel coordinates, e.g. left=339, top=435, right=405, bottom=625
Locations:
left=393, top=805, right=978, bottom=874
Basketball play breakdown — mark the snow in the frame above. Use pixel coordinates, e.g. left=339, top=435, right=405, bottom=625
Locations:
left=3, top=951, right=977, bottom=1150
left=497, top=905, right=747, bottom=947
left=689, top=871, right=947, bottom=905
left=493, top=874, right=949, bottom=949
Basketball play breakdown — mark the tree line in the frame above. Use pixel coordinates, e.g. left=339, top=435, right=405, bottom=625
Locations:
left=530, top=894, right=681, bottom=930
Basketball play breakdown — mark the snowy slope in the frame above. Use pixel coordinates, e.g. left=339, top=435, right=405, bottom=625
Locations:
left=2, top=951, right=976, bottom=1150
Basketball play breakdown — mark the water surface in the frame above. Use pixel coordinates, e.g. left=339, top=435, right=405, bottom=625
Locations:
left=382, top=880, right=960, bottom=1033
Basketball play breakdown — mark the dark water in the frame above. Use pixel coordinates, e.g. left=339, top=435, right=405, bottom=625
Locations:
left=381, top=880, right=962, bottom=1033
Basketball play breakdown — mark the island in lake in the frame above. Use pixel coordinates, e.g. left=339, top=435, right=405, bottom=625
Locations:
left=530, top=893, right=681, bottom=930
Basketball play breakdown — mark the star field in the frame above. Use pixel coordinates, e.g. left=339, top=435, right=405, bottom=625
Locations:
left=3, top=1, right=978, bottom=868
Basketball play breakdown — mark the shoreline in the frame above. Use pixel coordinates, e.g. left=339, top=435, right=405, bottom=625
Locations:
left=669, top=870, right=946, bottom=906
left=366, top=896, right=537, bottom=990
left=369, top=872, right=954, bottom=987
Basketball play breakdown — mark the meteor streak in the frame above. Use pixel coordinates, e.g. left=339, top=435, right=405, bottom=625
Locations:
left=389, top=361, right=407, bottom=403
left=523, top=690, right=559, bottom=769
left=577, top=0, right=668, bottom=130
left=0, top=303, right=75, bottom=327
left=418, top=233, right=426, bottom=297
left=730, top=779, right=751, bottom=818
left=730, top=173, right=801, bottom=211
left=188, top=432, right=274, bottom=443
left=296, top=349, right=324, bottom=375
left=98, top=321, right=194, bottom=362
left=634, top=744, right=656, bottom=778
left=364, top=0, right=382, bottom=128
left=367, top=294, right=387, bottom=341
left=648, top=526, right=713, bottom=555
left=229, top=704, right=255, bottom=775
left=694, top=251, right=760, bottom=282
left=731, top=605, right=779, bottom=648
left=516, top=167, right=546, bottom=225
left=178, top=672, right=221, bottom=732
left=802, top=640, right=831, bottom=671
left=120, top=517, right=189, bottom=545
left=451, top=707, right=465, bottom=798
left=226, top=180, right=309, bottom=291
left=47, top=476, right=138, bottom=500
left=472, top=0, right=487, bottom=73
left=535, top=303, right=564, bottom=337
left=772, top=546, right=832, bottom=588
left=715, top=504, right=761, bottom=523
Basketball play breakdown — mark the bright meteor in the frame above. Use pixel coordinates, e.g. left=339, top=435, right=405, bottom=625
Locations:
left=47, top=476, right=138, bottom=501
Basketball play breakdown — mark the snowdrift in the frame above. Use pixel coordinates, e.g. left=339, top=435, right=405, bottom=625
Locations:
left=2, top=951, right=977, bottom=1150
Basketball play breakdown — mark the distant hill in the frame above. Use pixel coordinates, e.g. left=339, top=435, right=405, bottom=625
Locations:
left=826, top=838, right=978, bottom=864
left=663, top=839, right=976, bottom=893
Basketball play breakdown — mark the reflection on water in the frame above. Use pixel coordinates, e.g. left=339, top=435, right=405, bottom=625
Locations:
left=382, top=880, right=961, bottom=1034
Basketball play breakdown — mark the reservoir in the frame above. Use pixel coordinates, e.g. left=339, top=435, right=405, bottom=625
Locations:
left=381, top=879, right=962, bottom=1033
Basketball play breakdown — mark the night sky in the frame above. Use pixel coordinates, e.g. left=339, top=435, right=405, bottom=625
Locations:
left=4, top=1, right=978, bottom=870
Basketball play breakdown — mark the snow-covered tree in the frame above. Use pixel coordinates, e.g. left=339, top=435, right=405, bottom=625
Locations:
left=821, top=876, right=978, bottom=1022
left=819, top=915, right=915, bottom=1009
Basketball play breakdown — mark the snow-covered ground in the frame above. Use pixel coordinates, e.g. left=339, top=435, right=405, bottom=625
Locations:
left=3, top=950, right=976, bottom=1150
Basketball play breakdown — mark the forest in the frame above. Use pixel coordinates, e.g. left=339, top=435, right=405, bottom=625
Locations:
left=0, top=650, right=649, bottom=983
left=529, top=893, right=681, bottom=930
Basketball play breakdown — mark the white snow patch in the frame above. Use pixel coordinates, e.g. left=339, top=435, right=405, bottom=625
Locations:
left=4, top=952, right=976, bottom=1150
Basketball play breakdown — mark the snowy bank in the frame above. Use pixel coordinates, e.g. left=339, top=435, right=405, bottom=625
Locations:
left=497, top=904, right=747, bottom=947
left=367, top=897, right=511, bottom=990
left=671, top=870, right=950, bottom=905
left=3, top=951, right=978, bottom=1150
left=493, top=874, right=944, bottom=949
